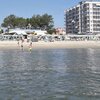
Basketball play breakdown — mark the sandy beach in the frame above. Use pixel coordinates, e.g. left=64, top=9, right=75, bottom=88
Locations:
left=0, top=40, right=100, bottom=50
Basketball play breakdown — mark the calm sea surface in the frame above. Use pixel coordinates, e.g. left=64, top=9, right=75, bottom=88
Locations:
left=0, top=48, right=100, bottom=100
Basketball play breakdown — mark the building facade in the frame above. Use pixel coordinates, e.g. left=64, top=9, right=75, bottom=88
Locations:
left=65, top=0, right=100, bottom=34
left=55, top=27, right=66, bottom=35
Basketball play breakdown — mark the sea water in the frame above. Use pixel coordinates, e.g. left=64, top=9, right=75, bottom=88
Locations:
left=0, top=48, right=100, bottom=100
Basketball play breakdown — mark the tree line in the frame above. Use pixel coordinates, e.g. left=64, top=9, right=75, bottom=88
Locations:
left=1, top=14, right=56, bottom=34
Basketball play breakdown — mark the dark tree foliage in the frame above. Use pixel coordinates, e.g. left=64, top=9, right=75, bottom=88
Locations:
left=2, top=15, right=17, bottom=28
left=16, top=17, right=27, bottom=28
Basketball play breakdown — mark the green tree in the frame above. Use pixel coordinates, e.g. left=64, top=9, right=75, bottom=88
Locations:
left=30, top=13, right=54, bottom=34
left=41, top=14, right=54, bottom=30
left=16, top=17, right=27, bottom=28
left=2, top=14, right=17, bottom=28
left=47, top=28, right=56, bottom=34
left=0, top=28, right=3, bottom=34
left=30, top=15, right=41, bottom=29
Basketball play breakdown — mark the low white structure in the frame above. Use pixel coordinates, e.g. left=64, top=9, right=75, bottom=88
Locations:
left=9, top=30, right=27, bottom=35
left=9, top=29, right=47, bottom=36
left=33, top=30, right=47, bottom=36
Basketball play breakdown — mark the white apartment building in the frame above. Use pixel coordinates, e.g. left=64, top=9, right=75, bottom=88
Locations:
left=65, top=0, right=100, bottom=34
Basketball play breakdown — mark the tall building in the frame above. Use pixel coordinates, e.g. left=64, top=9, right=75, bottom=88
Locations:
left=65, top=0, right=100, bottom=34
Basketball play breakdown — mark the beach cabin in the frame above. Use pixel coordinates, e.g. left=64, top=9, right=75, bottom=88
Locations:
left=9, top=30, right=28, bottom=39
left=33, top=30, right=47, bottom=36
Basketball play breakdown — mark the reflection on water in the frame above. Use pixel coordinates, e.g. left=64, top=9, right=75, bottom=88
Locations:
left=0, top=49, right=100, bottom=99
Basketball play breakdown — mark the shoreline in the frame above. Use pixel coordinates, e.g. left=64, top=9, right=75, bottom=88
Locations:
left=0, top=41, right=100, bottom=50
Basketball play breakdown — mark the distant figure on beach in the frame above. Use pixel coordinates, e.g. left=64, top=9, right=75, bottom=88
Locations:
left=30, top=42, right=32, bottom=47
left=17, top=38, right=20, bottom=46
left=21, top=37, right=24, bottom=43
left=21, top=43, right=23, bottom=51
left=29, top=42, right=32, bottom=52
left=21, top=38, right=24, bottom=44
left=20, top=37, right=24, bottom=51
left=17, top=40, right=19, bottom=46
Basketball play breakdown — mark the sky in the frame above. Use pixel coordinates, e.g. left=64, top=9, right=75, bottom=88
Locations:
left=0, top=0, right=81, bottom=28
